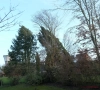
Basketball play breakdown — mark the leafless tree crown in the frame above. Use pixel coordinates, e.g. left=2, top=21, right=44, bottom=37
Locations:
left=0, top=5, right=22, bottom=32
left=32, top=10, right=61, bottom=36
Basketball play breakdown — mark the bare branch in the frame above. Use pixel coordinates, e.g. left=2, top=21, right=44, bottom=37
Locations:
left=32, top=10, right=62, bottom=36
left=0, top=5, right=22, bottom=32
left=63, top=30, right=77, bottom=55
left=56, top=0, right=100, bottom=60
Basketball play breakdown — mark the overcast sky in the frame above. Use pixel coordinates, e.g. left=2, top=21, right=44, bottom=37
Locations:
left=0, top=0, right=78, bottom=66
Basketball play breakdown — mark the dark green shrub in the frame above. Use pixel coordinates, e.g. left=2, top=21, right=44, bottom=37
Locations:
left=41, top=68, right=57, bottom=83
left=26, top=72, right=42, bottom=85
left=11, top=77, right=19, bottom=86
left=0, top=77, right=12, bottom=86
left=19, top=76, right=26, bottom=83
left=41, top=72, right=55, bottom=83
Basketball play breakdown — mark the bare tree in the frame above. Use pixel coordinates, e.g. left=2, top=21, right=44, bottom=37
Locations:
left=56, top=0, right=100, bottom=61
left=63, top=30, right=77, bottom=55
left=32, top=10, right=61, bottom=36
left=0, top=5, right=22, bottom=32
left=38, top=48, right=46, bottom=61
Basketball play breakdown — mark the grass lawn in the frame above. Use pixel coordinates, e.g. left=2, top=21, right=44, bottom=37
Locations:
left=0, top=77, right=12, bottom=85
left=0, top=84, right=67, bottom=90
left=2, top=84, right=99, bottom=90
left=1, top=84, right=100, bottom=90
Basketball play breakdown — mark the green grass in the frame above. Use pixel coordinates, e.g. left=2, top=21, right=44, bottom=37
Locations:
left=0, top=77, right=12, bottom=85
left=0, top=84, right=67, bottom=90
left=1, top=76, right=100, bottom=90
left=19, top=76, right=26, bottom=83
left=1, top=83, right=99, bottom=90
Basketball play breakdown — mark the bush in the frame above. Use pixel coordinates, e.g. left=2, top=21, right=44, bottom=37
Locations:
left=26, top=72, right=42, bottom=85
left=0, top=77, right=20, bottom=86
left=19, top=76, right=26, bottom=84
left=0, top=77, right=12, bottom=86
left=41, top=68, right=57, bottom=83
left=11, top=77, right=19, bottom=86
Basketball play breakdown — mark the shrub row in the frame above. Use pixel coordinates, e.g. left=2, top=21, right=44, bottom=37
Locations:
left=0, top=73, right=44, bottom=86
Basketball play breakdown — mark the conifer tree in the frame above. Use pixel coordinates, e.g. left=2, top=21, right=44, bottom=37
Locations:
left=38, top=27, right=71, bottom=68
left=38, top=27, right=72, bottom=83
left=9, top=26, right=37, bottom=65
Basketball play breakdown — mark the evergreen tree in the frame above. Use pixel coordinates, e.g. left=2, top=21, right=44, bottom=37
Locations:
left=38, top=27, right=73, bottom=83
left=8, top=26, right=37, bottom=73
left=38, top=27, right=71, bottom=68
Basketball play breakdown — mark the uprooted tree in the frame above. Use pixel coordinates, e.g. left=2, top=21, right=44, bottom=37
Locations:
left=38, top=26, right=73, bottom=83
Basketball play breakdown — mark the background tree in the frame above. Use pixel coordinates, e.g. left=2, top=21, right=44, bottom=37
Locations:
left=58, top=0, right=100, bottom=61
left=32, top=10, right=61, bottom=36
left=0, top=5, right=22, bottom=32
left=38, top=49, right=46, bottom=61
left=63, top=30, right=77, bottom=55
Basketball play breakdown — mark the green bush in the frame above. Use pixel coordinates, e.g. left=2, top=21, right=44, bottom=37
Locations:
left=11, top=77, right=19, bottom=86
left=19, top=76, right=26, bottom=83
left=0, top=77, right=12, bottom=85
left=26, top=72, right=42, bottom=85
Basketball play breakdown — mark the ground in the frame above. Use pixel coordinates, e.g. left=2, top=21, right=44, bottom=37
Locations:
left=1, top=84, right=100, bottom=90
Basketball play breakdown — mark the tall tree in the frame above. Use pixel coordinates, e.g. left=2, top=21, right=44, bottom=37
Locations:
left=38, top=26, right=71, bottom=66
left=38, top=27, right=72, bottom=83
left=9, top=26, right=37, bottom=66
